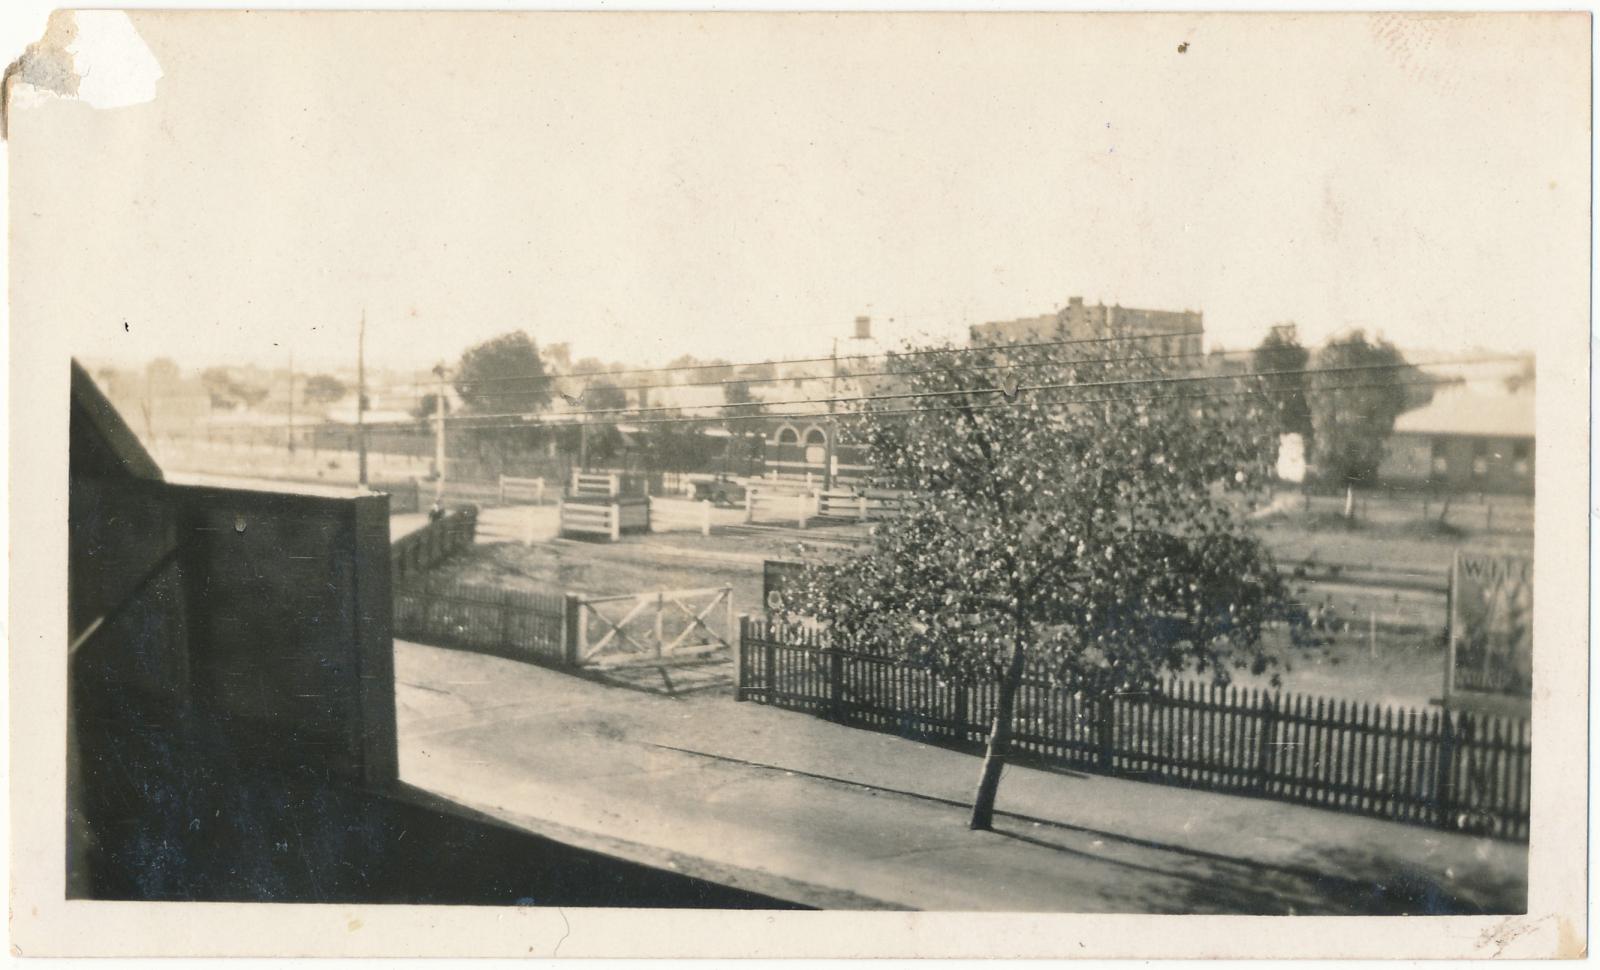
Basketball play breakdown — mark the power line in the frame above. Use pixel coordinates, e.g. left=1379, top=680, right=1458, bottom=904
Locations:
left=128, top=332, right=1204, bottom=406
left=438, top=355, right=1516, bottom=425
left=434, top=372, right=1476, bottom=433
left=156, top=373, right=1460, bottom=438
left=440, top=328, right=1207, bottom=388
left=147, top=353, right=1512, bottom=434
left=411, top=338, right=1236, bottom=400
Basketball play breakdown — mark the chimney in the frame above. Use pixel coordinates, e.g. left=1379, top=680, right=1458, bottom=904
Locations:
left=854, top=316, right=872, bottom=340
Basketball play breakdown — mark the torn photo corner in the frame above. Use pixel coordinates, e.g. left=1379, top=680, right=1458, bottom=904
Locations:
left=6, top=8, right=1589, bottom=961
left=3, top=9, right=161, bottom=137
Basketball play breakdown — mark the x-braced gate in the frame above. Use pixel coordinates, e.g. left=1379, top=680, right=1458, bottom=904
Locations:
left=572, top=585, right=735, bottom=669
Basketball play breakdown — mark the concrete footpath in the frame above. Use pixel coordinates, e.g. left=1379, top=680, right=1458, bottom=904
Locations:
left=394, top=640, right=1527, bottom=914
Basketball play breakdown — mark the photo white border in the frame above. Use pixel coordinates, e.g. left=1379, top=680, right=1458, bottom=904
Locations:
left=4, top=5, right=1589, bottom=960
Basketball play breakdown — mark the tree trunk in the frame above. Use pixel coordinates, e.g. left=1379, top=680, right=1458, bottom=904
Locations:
left=969, top=637, right=1028, bottom=831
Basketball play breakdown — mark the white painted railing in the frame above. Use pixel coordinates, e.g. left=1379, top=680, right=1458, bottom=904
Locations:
left=558, top=500, right=620, bottom=541
left=745, top=487, right=816, bottom=529
left=498, top=474, right=546, bottom=505
left=649, top=498, right=713, bottom=537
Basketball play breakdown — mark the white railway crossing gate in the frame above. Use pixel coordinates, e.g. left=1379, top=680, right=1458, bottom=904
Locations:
left=573, top=585, right=736, bottom=669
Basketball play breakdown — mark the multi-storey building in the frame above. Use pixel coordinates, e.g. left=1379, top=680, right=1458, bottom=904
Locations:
left=969, top=296, right=1204, bottom=359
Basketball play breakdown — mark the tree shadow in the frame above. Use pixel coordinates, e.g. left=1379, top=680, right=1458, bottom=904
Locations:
left=987, top=823, right=1525, bottom=915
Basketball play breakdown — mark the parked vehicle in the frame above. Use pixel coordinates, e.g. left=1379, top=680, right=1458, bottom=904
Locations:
left=693, top=476, right=748, bottom=507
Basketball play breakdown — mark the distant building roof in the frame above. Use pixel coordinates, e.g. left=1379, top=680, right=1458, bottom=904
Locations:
left=1392, top=389, right=1535, bottom=439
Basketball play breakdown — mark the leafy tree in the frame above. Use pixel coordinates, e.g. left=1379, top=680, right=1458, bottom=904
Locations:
left=721, top=381, right=765, bottom=475
left=1503, top=358, right=1536, bottom=393
left=544, top=342, right=573, bottom=372
left=737, top=361, right=778, bottom=381
left=1306, top=331, right=1421, bottom=486
left=666, top=355, right=735, bottom=383
left=1251, top=324, right=1313, bottom=440
left=454, top=331, right=552, bottom=415
left=642, top=414, right=717, bottom=479
left=554, top=380, right=629, bottom=465
left=791, top=338, right=1311, bottom=830
left=145, top=357, right=181, bottom=391
left=302, top=373, right=347, bottom=405
left=199, top=366, right=267, bottom=411
left=412, top=392, right=448, bottom=423
left=585, top=380, right=629, bottom=413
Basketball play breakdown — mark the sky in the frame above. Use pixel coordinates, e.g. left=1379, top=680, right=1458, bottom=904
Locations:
left=9, top=11, right=1589, bottom=374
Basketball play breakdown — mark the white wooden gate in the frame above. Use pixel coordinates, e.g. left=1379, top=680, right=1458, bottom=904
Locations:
left=573, top=585, right=735, bottom=668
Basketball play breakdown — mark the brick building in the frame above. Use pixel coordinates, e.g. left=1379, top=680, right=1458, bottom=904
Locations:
left=969, top=296, right=1204, bottom=358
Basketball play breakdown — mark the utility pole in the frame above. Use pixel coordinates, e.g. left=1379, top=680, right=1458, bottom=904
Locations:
left=357, top=309, right=368, bottom=487
left=432, top=362, right=448, bottom=503
left=825, top=316, right=873, bottom=491
left=826, top=337, right=839, bottom=491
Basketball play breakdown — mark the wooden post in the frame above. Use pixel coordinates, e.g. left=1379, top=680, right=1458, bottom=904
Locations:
left=859, top=493, right=868, bottom=522
left=654, top=593, right=664, bottom=660
left=1436, top=709, right=1459, bottom=831
left=1255, top=693, right=1279, bottom=793
left=797, top=492, right=807, bottom=529
left=764, top=623, right=778, bottom=696
left=1097, top=694, right=1115, bottom=770
left=734, top=613, right=749, bottom=701
left=609, top=504, right=621, bottom=542
left=563, top=593, right=583, bottom=666
left=953, top=682, right=970, bottom=742
left=498, top=474, right=506, bottom=504
left=499, top=588, right=514, bottom=651
left=828, top=646, right=844, bottom=721
left=701, top=499, right=712, bottom=537
left=746, top=487, right=756, bottom=523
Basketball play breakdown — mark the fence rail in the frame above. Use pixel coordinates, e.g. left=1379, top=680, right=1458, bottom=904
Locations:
left=736, top=620, right=1531, bottom=841
left=745, top=487, right=816, bottom=528
left=649, top=497, right=714, bottom=536
left=498, top=474, right=547, bottom=505
left=814, top=489, right=907, bottom=522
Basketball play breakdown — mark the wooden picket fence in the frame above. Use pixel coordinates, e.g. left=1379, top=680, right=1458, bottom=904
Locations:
left=390, top=507, right=478, bottom=586
left=393, top=578, right=569, bottom=666
left=736, top=619, right=1531, bottom=841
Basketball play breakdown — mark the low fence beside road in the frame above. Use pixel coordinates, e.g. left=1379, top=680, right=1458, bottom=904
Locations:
left=391, top=507, right=478, bottom=586
left=394, top=578, right=568, bottom=666
left=736, top=619, right=1531, bottom=842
